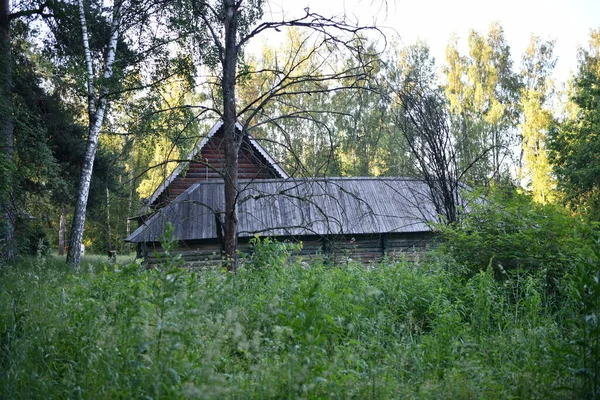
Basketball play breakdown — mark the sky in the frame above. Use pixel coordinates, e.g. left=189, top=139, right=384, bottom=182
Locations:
left=262, top=0, right=600, bottom=85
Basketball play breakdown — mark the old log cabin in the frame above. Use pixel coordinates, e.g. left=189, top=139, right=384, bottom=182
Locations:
left=127, top=121, right=437, bottom=266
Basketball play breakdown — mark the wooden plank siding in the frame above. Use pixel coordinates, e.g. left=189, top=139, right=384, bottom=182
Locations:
left=152, top=128, right=282, bottom=209
left=137, top=120, right=288, bottom=220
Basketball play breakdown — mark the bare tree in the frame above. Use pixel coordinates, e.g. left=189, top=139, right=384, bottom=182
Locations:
left=174, top=1, right=382, bottom=268
left=394, top=84, right=470, bottom=224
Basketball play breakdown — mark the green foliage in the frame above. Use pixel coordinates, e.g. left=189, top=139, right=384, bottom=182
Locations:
left=246, top=234, right=302, bottom=271
left=18, top=218, right=50, bottom=256
left=443, top=23, right=522, bottom=183
left=0, top=244, right=586, bottom=398
left=520, top=35, right=557, bottom=203
left=438, top=187, right=597, bottom=287
left=550, top=30, right=600, bottom=219
left=563, top=249, right=600, bottom=398
left=0, top=21, right=129, bottom=257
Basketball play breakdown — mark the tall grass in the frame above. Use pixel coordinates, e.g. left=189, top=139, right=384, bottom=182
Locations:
left=0, top=237, right=594, bottom=398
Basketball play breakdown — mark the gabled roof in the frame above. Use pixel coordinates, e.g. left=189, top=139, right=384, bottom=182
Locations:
left=139, top=120, right=289, bottom=216
left=126, top=177, right=439, bottom=243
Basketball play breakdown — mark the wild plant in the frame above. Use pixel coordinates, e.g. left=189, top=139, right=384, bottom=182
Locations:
left=246, top=234, right=302, bottom=272
left=564, top=249, right=600, bottom=399
left=439, top=187, right=596, bottom=294
left=0, top=236, right=584, bottom=399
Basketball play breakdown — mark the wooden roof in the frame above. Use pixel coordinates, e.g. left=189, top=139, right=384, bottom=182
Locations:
left=139, top=120, right=289, bottom=216
left=126, top=177, right=439, bottom=243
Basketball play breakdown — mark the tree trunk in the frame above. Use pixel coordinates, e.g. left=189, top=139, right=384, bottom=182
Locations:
left=58, top=203, right=66, bottom=255
left=67, top=0, right=121, bottom=267
left=222, top=0, right=241, bottom=271
left=105, top=185, right=112, bottom=251
left=0, top=0, right=16, bottom=262
left=67, top=122, right=100, bottom=265
left=126, top=176, right=133, bottom=254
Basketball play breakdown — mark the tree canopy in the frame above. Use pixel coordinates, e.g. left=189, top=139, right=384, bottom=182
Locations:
left=550, top=30, right=600, bottom=219
left=0, top=0, right=598, bottom=262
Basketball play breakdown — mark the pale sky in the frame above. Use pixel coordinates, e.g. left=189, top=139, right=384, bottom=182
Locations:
left=262, top=0, right=600, bottom=85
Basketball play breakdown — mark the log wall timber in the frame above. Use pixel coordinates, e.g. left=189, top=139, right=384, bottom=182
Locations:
left=142, top=232, right=435, bottom=269
left=153, top=129, right=279, bottom=208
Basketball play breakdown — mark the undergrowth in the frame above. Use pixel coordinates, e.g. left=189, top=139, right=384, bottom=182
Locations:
left=0, top=229, right=597, bottom=398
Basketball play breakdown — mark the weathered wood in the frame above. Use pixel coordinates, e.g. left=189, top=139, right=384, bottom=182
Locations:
left=129, top=178, right=437, bottom=244
left=131, top=135, right=444, bottom=269
left=138, top=121, right=288, bottom=218
left=156, top=128, right=280, bottom=207
left=141, top=232, right=435, bottom=268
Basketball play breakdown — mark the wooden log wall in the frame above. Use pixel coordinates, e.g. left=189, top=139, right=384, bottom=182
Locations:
left=142, top=232, right=435, bottom=269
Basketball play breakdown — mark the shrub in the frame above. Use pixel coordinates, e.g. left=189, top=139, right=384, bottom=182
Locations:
left=246, top=235, right=302, bottom=271
left=18, top=218, right=50, bottom=256
left=563, top=248, right=600, bottom=398
left=0, top=230, right=581, bottom=398
left=438, top=187, right=597, bottom=287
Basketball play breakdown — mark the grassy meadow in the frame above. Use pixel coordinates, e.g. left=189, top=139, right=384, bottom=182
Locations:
left=1, top=230, right=599, bottom=399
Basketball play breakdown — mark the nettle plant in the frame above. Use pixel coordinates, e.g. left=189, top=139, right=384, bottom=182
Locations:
left=246, top=235, right=302, bottom=271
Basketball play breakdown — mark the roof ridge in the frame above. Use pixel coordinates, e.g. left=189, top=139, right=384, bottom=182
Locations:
left=155, top=176, right=424, bottom=186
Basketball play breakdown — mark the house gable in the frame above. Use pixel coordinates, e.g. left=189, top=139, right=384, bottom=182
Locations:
left=139, top=121, right=288, bottom=216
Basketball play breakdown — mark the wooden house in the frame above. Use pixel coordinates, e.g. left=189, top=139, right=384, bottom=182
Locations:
left=137, top=120, right=288, bottom=219
left=127, top=121, right=438, bottom=266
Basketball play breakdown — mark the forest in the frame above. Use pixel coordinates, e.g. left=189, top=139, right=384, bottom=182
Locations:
left=1, top=0, right=600, bottom=398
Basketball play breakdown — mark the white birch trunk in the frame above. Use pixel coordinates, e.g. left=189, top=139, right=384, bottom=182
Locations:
left=67, top=0, right=122, bottom=267
left=78, top=0, right=96, bottom=118
left=126, top=169, right=133, bottom=254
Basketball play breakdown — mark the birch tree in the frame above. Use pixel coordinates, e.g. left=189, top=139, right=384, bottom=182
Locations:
left=519, top=36, right=556, bottom=203
left=443, top=23, right=521, bottom=184
left=66, top=0, right=122, bottom=267
left=382, top=41, right=437, bottom=177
